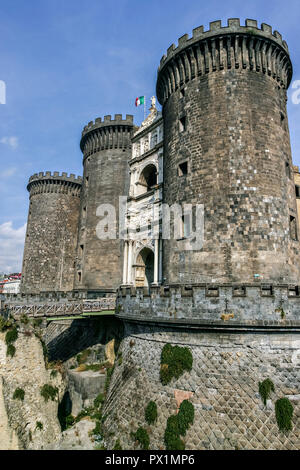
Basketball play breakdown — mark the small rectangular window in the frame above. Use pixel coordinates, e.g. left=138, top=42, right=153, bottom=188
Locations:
left=295, top=186, right=300, bottom=198
left=233, top=286, right=246, bottom=297
left=206, top=287, right=219, bottom=297
left=179, top=116, right=186, bottom=132
left=178, top=161, right=188, bottom=176
left=261, top=285, right=273, bottom=296
left=288, top=286, right=299, bottom=297
left=78, top=272, right=82, bottom=283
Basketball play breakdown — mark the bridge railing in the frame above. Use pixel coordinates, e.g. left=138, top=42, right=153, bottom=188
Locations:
left=0, top=297, right=116, bottom=318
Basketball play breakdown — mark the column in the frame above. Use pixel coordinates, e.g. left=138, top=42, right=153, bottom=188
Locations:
left=154, top=239, right=159, bottom=284
left=123, top=241, right=128, bottom=285
left=127, top=241, right=133, bottom=285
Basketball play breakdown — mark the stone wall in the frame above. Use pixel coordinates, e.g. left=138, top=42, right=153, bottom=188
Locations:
left=0, top=329, right=65, bottom=449
left=102, top=322, right=300, bottom=450
left=117, top=284, right=300, bottom=328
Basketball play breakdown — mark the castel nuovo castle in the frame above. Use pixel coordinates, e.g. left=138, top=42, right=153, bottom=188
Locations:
left=2, top=19, right=300, bottom=450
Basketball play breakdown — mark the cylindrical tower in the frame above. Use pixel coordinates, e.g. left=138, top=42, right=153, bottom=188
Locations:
left=74, top=114, right=135, bottom=292
left=156, top=18, right=299, bottom=285
left=21, top=172, right=82, bottom=294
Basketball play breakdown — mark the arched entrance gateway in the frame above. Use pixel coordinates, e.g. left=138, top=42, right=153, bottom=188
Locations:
left=134, top=247, right=154, bottom=287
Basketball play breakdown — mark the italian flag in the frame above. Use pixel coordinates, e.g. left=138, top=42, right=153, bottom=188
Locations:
left=135, top=96, right=145, bottom=107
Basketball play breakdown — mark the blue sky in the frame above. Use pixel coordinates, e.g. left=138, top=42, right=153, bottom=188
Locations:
left=0, top=0, right=300, bottom=273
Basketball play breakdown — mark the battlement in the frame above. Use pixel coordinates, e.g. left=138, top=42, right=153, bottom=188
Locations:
left=81, top=114, right=134, bottom=138
left=80, top=114, right=135, bottom=155
left=156, top=18, right=292, bottom=104
left=27, top=171, right=82, bottom=196
left=117, top=283, right=300, bottom=330
left=28, top=171, right=83, bottom=185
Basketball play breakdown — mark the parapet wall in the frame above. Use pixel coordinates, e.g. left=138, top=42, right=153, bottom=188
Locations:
left=117, top=284, right=300, bottom=329
left=27, top=172, right=82, bottom=197
left=80, top=114, right=135, bottom=157
left=156, top=18, right=292, bottom=103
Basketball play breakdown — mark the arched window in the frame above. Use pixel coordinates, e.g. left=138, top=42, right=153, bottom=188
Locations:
left=138, top=164, right=157, bottom=194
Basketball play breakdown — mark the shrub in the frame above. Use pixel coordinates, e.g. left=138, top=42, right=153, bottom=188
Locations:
left=7, top=344, right=16, bottom=358
left=50, top=370, right=58, bottom=379
left=259, top=379, right=275, bottom=406
left=164, top=400, right=194, bottom=449
left=92, top=420, right=102, bottom=436
left=94, top=393, right=105, bottom=409
left=164, top=415, right=185, bottom=450
left=177, top=400, right=194, bottom=436
left=133, top=427, right=150, bottom=450
left=65, top=415, right=75, bottom=428
left=40, top=340, right=48, bottom=361
left=145, top=401, right=157, bottom=425
left=32, top=318, right=43, bottom=328
left=20, top=314, right=29, bottom=324
left=40, top=384, right=58, bottom=402
left=113, top=439, right=122, bottom=450
left=5, top=327, right=18, bottom=345
left=0, top=317, right=14, bottom=332
left=77, top=349, right=91, bottom=364
left=13, top=388, right=25, bottom=401
left=36, top=421, right=43, bottom=431
left=160, top=344, right=193, bottom=385
left=275, top=398, right=294, bottom=432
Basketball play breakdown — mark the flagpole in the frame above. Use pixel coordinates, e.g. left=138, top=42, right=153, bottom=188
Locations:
left=144, top=95, right=146, bottom=120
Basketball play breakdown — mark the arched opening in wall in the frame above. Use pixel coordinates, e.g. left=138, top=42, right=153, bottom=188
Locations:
left=138, top=164, right=157, bottom=195
left=135, top=247, right=154, bottom=287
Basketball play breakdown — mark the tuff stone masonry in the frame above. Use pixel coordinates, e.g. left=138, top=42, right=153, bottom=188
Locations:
left=18, top=18, right=300, bottom=450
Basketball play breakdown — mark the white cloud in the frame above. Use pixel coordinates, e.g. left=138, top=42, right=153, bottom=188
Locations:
left=0, top=167, right=17, bottom=178
left=0, top=136, right=19, bottom=149
left=0, top=221, right=26, bottom=274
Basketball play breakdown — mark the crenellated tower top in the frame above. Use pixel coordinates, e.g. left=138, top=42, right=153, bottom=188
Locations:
left=27, top=171, right=82, bottom=197
left=80, top=114, right=136, bottom=158
left=156, top=18, right=292, bottom=104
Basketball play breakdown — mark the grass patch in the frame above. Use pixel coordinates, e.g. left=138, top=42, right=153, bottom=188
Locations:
left=259, top=379, right=275, bottom=406
left=13, top=388, right=25, bottom=401
left=160, top=344, right=193, bottom=385
left=5, top=327, right=18, bottom=345
left=164, top=400, right=195, bottom=450
left=132, top=427, right=150, bottom=450
left=7, top=344, right=16, bottom=358
left=40, top=384, right=58, bottom=402
left=35, top=421, right=43, bottom=431
left=275, top=398, right=294, bottom=432
left=145, top=401, right=157, bottom=425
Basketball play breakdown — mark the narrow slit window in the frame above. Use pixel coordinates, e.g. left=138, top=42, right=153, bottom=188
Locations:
left=285, top=162, right=291, bottom=178
left=178, top=161, right=188, bottom=176
left=295, top=186, right=300, bottom=198
left=78, top=272, right=82, bottom=283
left=179, top=116, right=186, bottom=132
left=290, top=215, right=298, bottom=241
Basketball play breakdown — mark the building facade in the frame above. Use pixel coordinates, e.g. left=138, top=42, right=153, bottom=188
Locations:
left=122, top=97, right=164, bottom=288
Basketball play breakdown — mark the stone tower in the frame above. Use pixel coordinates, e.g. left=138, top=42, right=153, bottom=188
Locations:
left=156, top=18, right=299, bottom=285
left=73, top=114, right=135, bottom=293
left=107, top=20, right=300, bottom=451
left=21, top=172, right=82, bottom=294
